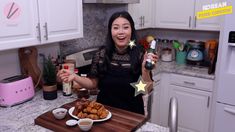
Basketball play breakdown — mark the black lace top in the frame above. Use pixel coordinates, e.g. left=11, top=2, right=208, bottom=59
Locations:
left=88, top=47, right=145, bottom=115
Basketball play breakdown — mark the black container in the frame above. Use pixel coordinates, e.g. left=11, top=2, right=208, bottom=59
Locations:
left=43, top=85, right=57, bottom=100
left=43, top=90, right=57, bottom=100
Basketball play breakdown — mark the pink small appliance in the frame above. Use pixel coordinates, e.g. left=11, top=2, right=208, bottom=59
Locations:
left=0, top=75, right=35, bottom=107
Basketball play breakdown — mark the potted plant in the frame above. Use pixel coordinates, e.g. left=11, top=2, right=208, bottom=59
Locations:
left=40, top=54, right=57, bottom=100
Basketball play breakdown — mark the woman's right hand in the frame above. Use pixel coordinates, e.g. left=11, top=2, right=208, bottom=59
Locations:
left=57, top=69, right=75, bottom=83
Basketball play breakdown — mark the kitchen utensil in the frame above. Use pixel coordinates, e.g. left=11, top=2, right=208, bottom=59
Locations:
left=179, top=43, right=184, bottom=51
left=0, top=75, right=35, bottom=107
left=173, top=41, right=180, bottom=50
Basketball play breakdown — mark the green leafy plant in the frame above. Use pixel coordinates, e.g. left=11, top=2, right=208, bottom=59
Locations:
left=40, top=54, right=57, bottom=86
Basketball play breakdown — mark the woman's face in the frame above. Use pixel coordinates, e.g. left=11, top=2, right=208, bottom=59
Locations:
left=111, top=17, right=132, bottom=49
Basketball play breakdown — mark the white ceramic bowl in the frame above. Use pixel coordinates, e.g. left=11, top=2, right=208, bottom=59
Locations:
left=78, top=118, right=93, bottom=131
left=52, top=108, right=67, bottom=120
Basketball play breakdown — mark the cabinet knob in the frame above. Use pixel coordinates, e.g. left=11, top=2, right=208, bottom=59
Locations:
left=194, top=16, right=197, bottom=28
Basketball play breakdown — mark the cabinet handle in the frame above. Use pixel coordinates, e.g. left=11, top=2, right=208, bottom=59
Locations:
left=224, top=107, right=235, bottom=115
left=143, top=16, right=145, bottom=27
left=36, top=23, right=41, bottom=41
left=43, top=22, right=48, bottom=40
left=183, top=81, right=195, bottom=86
left=207, top=96, right=210, bottom=108
left=139, top=16, right=142, bottom=27
left=189, top=16, right=191, bottom=28
left=141, top=16, right=144, bottom=27
left=194, top=16, right=197, bottom=28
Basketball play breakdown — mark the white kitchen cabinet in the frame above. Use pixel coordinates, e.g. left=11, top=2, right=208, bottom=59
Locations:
left=155, top=0, right=221, bottom=31
left=150, top=74, right=161, bottom=125
left=169, top=84, right=212, bottom=132
left=0, top=0, right=83, bottom=51
left=168, top=73, right=213, bottom=132
left=128, top=0, right=154, bottom=29
left=0, top=0, right=39, bottom=51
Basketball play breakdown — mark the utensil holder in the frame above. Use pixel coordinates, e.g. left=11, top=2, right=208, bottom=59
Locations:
left=176, top=51, right=186, bottom=65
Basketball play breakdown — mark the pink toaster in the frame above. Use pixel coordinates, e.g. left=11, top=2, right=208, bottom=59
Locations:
left=0, top=75, right=35, bottom=107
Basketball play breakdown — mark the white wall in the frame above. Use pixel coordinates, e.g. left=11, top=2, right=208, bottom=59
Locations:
left=0, top=43, right=59, bottom=80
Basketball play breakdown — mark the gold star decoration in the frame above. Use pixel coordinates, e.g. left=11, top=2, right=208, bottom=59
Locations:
left=130, top=76, right=151, bottom=96
left=128, top=40, right=136, bottom=49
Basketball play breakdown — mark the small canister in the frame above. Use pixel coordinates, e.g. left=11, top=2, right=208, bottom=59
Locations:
left=77, top=88, right=89, bottom=99
left=161, top=39, right=173, bottom=62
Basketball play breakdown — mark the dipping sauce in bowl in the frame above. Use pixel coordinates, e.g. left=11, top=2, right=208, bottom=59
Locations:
left=78, top=118, right=93, bottom=131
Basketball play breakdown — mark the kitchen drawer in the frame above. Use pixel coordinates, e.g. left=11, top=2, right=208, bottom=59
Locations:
left=169, top=74, right=213, bottom=92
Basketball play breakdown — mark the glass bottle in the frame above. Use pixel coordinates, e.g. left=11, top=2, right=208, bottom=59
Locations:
left=145, top=39, right=157, bottom=70
left=62, top=65, right=72, bottom=96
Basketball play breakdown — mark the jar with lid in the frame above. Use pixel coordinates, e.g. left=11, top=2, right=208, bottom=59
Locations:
left=161, top=39, right=173, bottom=62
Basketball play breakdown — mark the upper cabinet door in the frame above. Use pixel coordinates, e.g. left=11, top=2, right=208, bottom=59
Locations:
left=128, top=0, right=154, bottom=29
left=155, top=0, right=195, bottom=29
left=38, top=0, right=83, bottom=44
left=0, top=0, right=39, bottom=51
left=194, top=0, right=221, bottom=31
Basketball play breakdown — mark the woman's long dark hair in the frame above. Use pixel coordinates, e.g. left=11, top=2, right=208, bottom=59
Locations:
left=99, top=11, right=144, bottom=76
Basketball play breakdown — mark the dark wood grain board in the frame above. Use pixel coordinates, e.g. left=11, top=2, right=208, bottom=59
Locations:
left=35, top=100, right=147, bottom=132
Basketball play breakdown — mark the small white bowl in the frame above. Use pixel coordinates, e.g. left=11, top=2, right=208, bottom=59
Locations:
left=66, top=119, right=78, bottom=127
left=52, top=108, right=67, bottom=120
left=78, top=118, right=93, bottom=131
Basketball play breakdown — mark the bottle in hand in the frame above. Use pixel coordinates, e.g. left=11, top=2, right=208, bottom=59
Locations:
left=62, top=65, right=72, bottom=96
left=145, top=39, right=157, bottom=70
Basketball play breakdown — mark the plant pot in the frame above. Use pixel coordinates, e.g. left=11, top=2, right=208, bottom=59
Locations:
left=43, top=84, right=57, bottom=100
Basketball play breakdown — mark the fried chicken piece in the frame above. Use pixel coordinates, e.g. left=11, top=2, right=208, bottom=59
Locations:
left=87, top=114, right=99, bottom=120
left=77, top=111, right=88, bottom=118
left=90, top=108, right=98, bottom=114
left=97, top=106, right=105, bottom=116
left=99, top=109, right=109, bottom=119
left=86, top=106, right=92, bottom=113
left=94, top=102, right=102, bottom=110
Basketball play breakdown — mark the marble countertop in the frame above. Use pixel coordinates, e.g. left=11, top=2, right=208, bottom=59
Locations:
left=0, top=61, right=213, bottom=132
left=0, top=90, right=169, bottom=132
left=153, top=61, right=215, bottom=80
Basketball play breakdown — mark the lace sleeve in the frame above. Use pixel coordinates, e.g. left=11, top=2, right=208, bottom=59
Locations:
left=88, top=49, right=102, bottom=78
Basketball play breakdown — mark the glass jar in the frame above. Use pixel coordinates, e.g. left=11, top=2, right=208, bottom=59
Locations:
left=161, top=39, right=173, bottom=62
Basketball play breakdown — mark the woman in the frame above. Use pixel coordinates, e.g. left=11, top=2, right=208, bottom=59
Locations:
left=58, top=11, right=158, bottom=115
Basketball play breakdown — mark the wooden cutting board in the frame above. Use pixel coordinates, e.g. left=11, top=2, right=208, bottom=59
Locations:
left=35, top=100, right=147, bottom=132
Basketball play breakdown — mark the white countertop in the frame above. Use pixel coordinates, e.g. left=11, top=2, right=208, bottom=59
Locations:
left=0, top=90, right=169, bottom=132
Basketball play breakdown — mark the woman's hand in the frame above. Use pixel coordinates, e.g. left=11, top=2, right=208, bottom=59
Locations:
left=57, top=69, right=75, bottom=83
left=142, top=51, right=159, bottom=72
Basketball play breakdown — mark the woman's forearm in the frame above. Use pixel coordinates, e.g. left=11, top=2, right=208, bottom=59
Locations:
left=73, top=75, right=98, bottom=90
left=142, top=70, right=153, bottom=92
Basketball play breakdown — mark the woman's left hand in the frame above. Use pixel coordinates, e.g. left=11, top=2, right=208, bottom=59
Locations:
left=142, top=51, right=159, bottom=72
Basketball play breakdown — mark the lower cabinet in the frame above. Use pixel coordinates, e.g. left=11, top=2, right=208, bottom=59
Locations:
left=150, top=74, right=161, bottom=124
left=150, top=73, right=213, bottom=132
left=169, top=84, right=212, bottom=132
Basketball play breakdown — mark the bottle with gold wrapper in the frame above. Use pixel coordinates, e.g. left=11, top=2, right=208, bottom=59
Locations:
left=145, top=39, right=157, bottom=70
